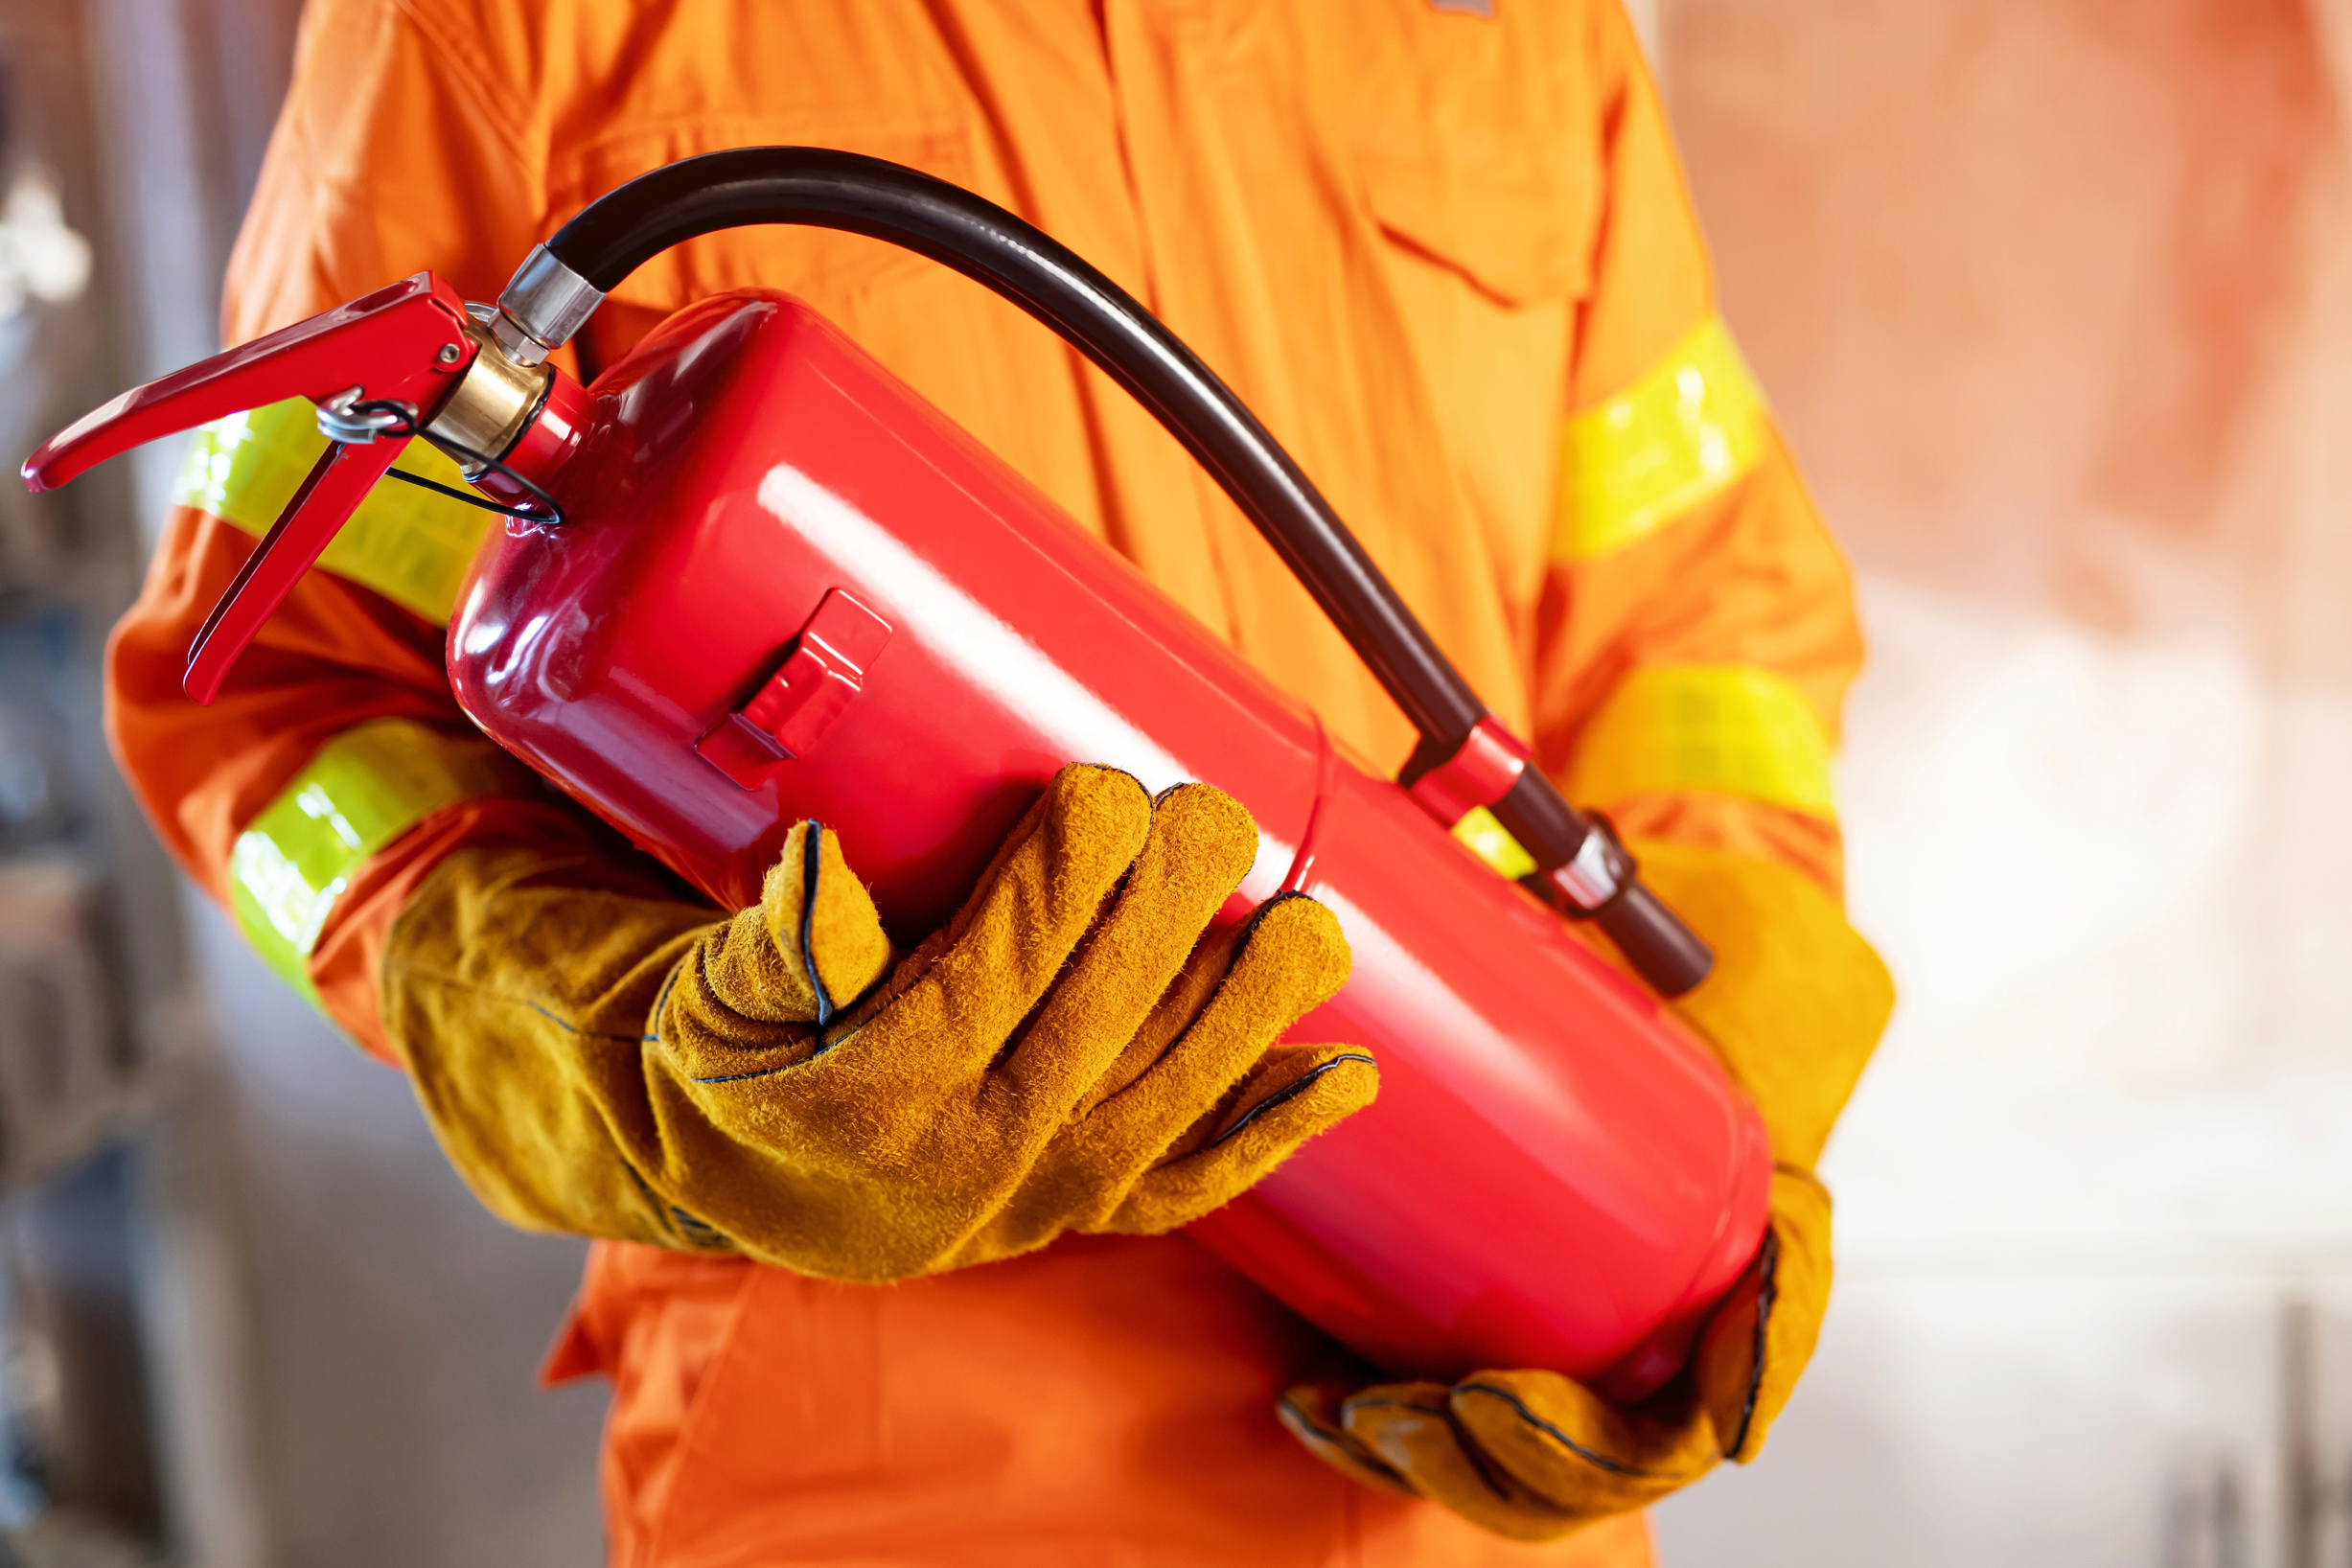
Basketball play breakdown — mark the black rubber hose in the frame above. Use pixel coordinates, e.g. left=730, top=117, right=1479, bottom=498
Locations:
left=1595, top=886, right=1717, bottom=1000
left=545, top=147, right=1713, bottom=994
left=545, top=146, right=1487, bottom=753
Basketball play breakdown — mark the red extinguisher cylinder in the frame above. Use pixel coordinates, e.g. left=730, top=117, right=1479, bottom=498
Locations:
left=450, top=293, right=1771, bottom=1386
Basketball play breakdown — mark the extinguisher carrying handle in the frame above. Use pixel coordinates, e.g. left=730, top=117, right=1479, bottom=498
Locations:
left=22, top=273, right=483, bottom=703
left=489, top=147, right=1715, bottom=996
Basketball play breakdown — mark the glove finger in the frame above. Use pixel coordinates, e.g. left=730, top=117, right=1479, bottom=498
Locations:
left=1095, top=1041, right=1374, bottom=1234
left=1277, top=1382, right=1416, bottom=1496
left=1112, top=889, right=1355, bottom=1135
left=1340, top=1383, right=1582, bottom=1542
left=1696, top=1164, right=1833, bottom=1462
left=706, top=821, right=897, bottom=1024
left=658, top=822, right=899, bottom=1082
left=1447, top=1369, right=1718, bottom=1517
left=955, top=882, right=1343, bottom=1252
left=1074, top=916, right=1245, bottom=1116
left=1073, top=883, right=1348, bottom=1131
left=819, top=764, right=1152, bottom=1087
left=989, top=782, right=1257, bottom=1111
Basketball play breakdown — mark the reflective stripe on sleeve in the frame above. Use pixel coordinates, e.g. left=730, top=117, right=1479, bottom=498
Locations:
left=1449, top=805, right=1540, bottom=881
left=228, top=719, right=532, bottom=1002
left=1565, top=664, right=1836, bottom=819
left=174, top=398, right=494, bottom=625
left=1556, top=315, right=1768, bottom=562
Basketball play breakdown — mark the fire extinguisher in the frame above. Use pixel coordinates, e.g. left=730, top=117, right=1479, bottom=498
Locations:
left=28, top=149, right=1768, bottom=1395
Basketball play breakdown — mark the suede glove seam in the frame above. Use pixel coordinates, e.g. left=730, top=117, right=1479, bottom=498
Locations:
left=388, top=951, right=680, bottom=1049
left=1347, top=1396, right=1514, bottom=1500
left=676, top=940, right=830, bottom=1083
left=521, top=995, right=661, bottom=1046
left=1210, top=1051, right=1376, bottom=1146
left=1721, top=1225, right=1782, bottom=1457
left=1448, top=1383, right=1698, bottom=1483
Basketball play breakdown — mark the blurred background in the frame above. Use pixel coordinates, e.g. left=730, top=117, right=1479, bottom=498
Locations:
left=0, top=0, right=2347, bottom=1562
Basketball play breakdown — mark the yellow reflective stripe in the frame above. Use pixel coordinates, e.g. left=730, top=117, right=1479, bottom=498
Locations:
left=1566, top=664, right=1836, bottom=819
left=174, top=397, right=494, bottom=625
left=1556, top=315, right=1768, bottom=562
left=1449, top=805, right=1539, bottom=881
left=228, top=719, right=528, bottom=1002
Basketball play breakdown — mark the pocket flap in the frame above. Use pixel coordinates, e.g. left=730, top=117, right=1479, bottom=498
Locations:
left=1357, top=143, right=1595, bottom=309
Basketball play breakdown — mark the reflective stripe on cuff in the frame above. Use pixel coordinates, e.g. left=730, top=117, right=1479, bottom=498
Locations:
left=1565, top=665, right=1836, bottom=819
left=174, top=398, right=494, bottom=625
left=228, top=720, right=531, bottom=1002
left=1556, top=315, right=1767, bottom=563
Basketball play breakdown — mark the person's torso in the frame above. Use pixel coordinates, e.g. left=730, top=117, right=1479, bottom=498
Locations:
left=401, top=2, right=1636, bottom=1560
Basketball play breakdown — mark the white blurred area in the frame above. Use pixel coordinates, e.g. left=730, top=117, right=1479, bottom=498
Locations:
left=1656, top=0, right=2352, bottom=1559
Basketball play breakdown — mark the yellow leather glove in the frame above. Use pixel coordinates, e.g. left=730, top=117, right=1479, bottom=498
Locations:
left=384, top=764, right=1376, bottom=1280
left=1280, top=839, right=1891, bottom=1538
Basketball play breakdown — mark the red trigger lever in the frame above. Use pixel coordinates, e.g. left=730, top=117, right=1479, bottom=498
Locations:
left=19, top=272, right=479, bottom=704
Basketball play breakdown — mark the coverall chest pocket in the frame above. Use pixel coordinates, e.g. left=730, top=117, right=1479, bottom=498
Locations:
left=1344, top=22, right=1603, bottom=313
left=1344, top=85, right=1601, bottom=608
left=1352, top=139, right=1599, bottom=311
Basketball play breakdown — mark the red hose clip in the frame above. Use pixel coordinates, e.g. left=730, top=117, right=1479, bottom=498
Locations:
left=1404, top=716, right=1532, bottom=828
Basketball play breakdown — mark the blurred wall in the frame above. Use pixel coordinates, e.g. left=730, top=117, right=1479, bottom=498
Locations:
left=1651, top=1, right=2352, bottom=1561
left=1682, top=0, right=2342, bottom=627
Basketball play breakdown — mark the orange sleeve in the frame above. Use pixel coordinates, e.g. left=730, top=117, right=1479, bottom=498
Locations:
left=1530, top=4, right=1863, bottom=896
left=220, top=0, right=547, bottom=340
left=104, top=0, right=621, bottom=1063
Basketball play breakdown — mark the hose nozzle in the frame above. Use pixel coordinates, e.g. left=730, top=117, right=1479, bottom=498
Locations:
left=491, top=244, right=606, bottom=367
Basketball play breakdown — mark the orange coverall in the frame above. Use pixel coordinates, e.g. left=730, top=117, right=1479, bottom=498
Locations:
left=108, top=1, right=1867, bottom=1562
